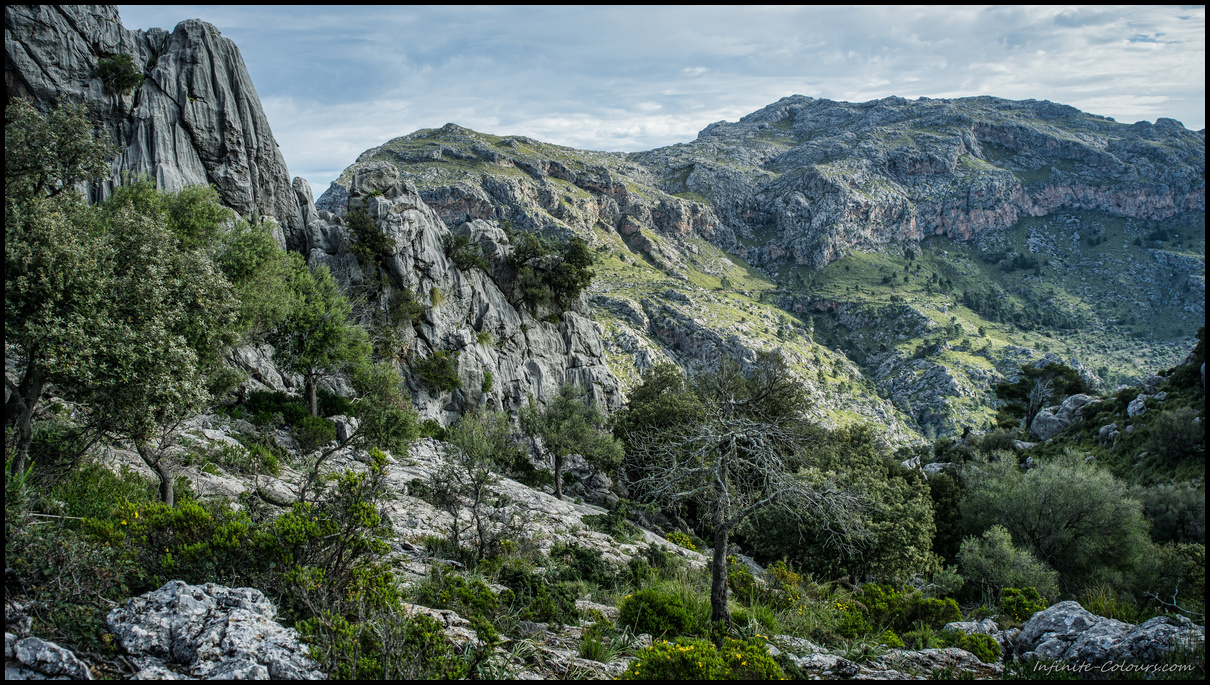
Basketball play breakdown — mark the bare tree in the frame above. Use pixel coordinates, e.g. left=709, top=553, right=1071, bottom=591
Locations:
left=626, top=353, right=867, bottom=631
left=1024, top=376, right=1054, bottom=432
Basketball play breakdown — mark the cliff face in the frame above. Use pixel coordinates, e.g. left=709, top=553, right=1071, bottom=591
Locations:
left=303, top=161, right=623, bottom=421
left=635, top=95, right=1205, bottom=267
left=5, top=5, right=305, bottom=247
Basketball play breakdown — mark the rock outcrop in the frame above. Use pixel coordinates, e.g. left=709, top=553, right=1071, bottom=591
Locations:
left=1013, top=600, right=1205, bottom=668
left=106, top=580, right=324, bottom=680
left=301, top=161, right=623, bottom=421
left=5, top=5, right=305, bottom=247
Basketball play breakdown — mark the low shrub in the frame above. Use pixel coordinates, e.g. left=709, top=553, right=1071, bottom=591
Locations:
left=956, top=631, right=1000, bottom=663
left=727, top=556, right=759, bottom=603
left=618, top=588, right=695, bottom=638
left=620, top=637, right=783, bottom=680
left=496, top=562, right=579, bottom=626
left=413, top=350, right=461, bottom=392
left=665, top=531, right=696, bottom=551
left=879, top=629, right=905, bottom=648
left=620, top=638, right=726, bottom=680
left=551, top=542, right=617, bottom=588
left=295, top=415, right=336, bottom=453
left=1000, top=587, right=1047, bottom=624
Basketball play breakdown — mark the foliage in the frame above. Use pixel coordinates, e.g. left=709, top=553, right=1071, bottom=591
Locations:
left=955, top=632, right=1001, bottom=664
left=412, top=350, right=462, bottom=392
left=93, top=53, right=143, bottom=94
left=1145, top=407, right=1205, bottom=468
left=927, top=471, right=965, bottom=565
left=721, top=637, right=785, bottom=680
left=428, top=411, right=521, bottom=562
left=1134, top=482, right=1205, bottom=545
left=879, top=629, right=905, bottom=648
left=999, top=587, right=1047, bottom=624
left=217, top=219, right=300, bottom=339
left=520, top=382, right=623, bottom=500
left=743, top=424, right=937, bottom=583
left=295, top=415, right=337, bottom=454
left=665, top=531, right=697, bottom=551
left=443, top=233, right=490, bottom=272
left=496, top=561, right=580, bottom=626
left=961, top=452, right=1149, bottom=594
left=345, top=202, right=387, bottom=273
left=618, top=588, right=696, bottom=638
left=348, top=361, right=420, bottom=457
left=993, top=361, right=1092, bottom=430
left=506, top=229, right=595, bottom=310
left=620, top=638, right=726, bottom=680
left=268, top=262, right=370, bottom=416
left=551, top=542, right=619, bottom=587
left=957, top=526, right=1059, bottom=603
left=627, top=352, right=867, bottom=628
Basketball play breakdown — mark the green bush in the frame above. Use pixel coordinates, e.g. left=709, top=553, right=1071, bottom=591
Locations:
left=496, top=562, right=579, bottom=626
left=956, top=632, right=1000, bottom=663
left=552, top=543, right=617, bottom=588
left=879, top=629, right=905, bottom=648
left=721, top=637, right=784, bottom=679
left=958, top=525, right=1060, bottom=603
left=413, top=350, right=461, bottom=392
left=295, top=415, right=337, bottom=453
left=665, top=531, right=697, bottom=551
left=620, top=637, right=782, bottom=680
left=1000, top=587, right=1047, bottom=624
left=727, top=556, right=758, bottom=603
left=93, top=53, right=143, bottom=94
left=414, top=563, right=503, bottom=618
left=833, top=600, right=870, bottom=639
left=506, top=230, right=594, bottom=310
left=443, top=234, right=490, bottom=272
left=618, top=588, right=695, bottom=638
left=620, top=638, right=726, bottom=680
left=909, top=596, right=961, bottom=629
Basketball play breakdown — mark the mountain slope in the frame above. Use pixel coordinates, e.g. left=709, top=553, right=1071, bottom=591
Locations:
left=317, top=98, right=1204, bottom=439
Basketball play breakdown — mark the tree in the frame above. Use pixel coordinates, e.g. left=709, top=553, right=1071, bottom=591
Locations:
left=520, top=383, right=622, bottom=501
left=81, top=188, right=240, bottom=506
left=961, top=451, right=1150, bottom=593
left=5, top=100, right=112, bottom=476
left=626, top=353, right=866, bottom=630
left=429, top=410, right=521, bottom=562
left=269, top=262, right=370, bottom=416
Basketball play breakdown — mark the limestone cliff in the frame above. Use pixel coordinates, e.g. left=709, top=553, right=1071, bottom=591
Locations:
left=5, top=5, right=305, bottom=247
left=304, top=161, right=622, bottom=422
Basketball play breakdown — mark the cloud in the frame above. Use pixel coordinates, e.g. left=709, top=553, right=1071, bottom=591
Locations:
left=118, top=5, right=1205, bottom=191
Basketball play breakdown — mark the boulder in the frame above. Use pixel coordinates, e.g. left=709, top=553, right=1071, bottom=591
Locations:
left=5, top=634, right=92, bottom=680
left=1029, top=409, right=1066, bottom=441
left=106, top=580, right=324, bottom=680
left=1013, top=600, right=1204, bottom=668
left=1127, top=395, right=1148, bottom=417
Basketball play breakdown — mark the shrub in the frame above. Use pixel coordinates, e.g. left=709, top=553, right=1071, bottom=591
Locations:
left=506, top=230, right=594, bottom=310
left=958, top=526, right=1059, bottom=602
left=956, top=632, right=1000, bottom=663
left=833, top=600, right=870, bottom=639
left=1000, top=587, right=1047, bottom=623
left=621, top=638, right=726, bottom=680
left=496, top=562, right=579, bottom=626
left=552, top=543, right=617, bottom=588
left=618, top=588, right=695, bottom=638
left=665, top=531, right=697, bottom=551
left=727, top=556, right=759, bottom=603
left=721, top=637, right=784, bottom=680
left=879, top=629, right=905, bottom=648
left=481, top=369, right=494, bottom=394
left=908, top=596, right=961, bottom=629
left=295, top=415, right=337, bottom=453
left=443, top=234, right=490, bottom=272
left=413, top=350, right=461, bottom=392
left=93, top=53, right=143, bottom=94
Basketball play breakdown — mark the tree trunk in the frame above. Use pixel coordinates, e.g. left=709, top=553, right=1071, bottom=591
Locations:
left=6, top=367, right=46, bottom=477
left=553, top=453, right=563, bottom=500
left=306, top=377, right=318, bottom=417
left=710, top=526, right=731, bottom=638
left=139, top=446, right=175, bottom=507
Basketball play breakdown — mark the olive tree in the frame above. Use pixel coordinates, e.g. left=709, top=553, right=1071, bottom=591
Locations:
left=961, top=450, right=1150, bottom=592
left=626, top=353, right=866, bottom=630
left=269, top=262, right=370, bottom=417
left=520, top=382, right=622, bottom=501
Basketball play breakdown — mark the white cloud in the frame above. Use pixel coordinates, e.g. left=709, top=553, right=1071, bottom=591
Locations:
left=119, top=5, right=1205, bottom=192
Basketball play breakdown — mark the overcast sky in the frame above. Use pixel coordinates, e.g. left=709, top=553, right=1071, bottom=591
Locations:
left=117, top=6, right=1206, bottom=197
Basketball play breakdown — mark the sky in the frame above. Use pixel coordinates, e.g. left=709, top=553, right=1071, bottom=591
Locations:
left=117, top=6, right=1206, bottom=198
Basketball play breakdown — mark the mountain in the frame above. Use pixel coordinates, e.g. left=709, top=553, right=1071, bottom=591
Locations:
left=316, top=101, right=1204, bottom=439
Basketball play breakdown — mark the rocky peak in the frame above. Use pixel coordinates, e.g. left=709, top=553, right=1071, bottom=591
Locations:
left=5, top=5, right=306, bottom=247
